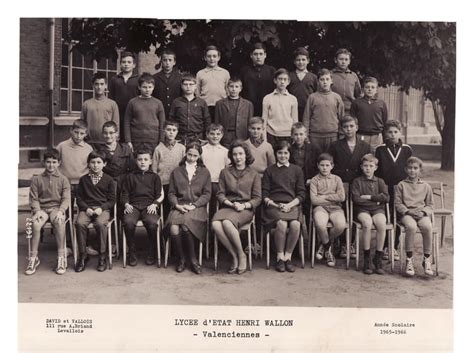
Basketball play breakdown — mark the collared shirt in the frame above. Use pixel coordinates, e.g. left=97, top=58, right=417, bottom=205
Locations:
left=185, top=162, right=198, bottom=182
left=163, top=139, right=177, bottom=149
left=56, top=138, right=94, bottom=184
left=395, top=178, right=433, bottom=216
left=201, top=143, right=230, bottom=183
left=331, top=67, right=362, bottom=112
left=277, top=162, right=290, bottom=168
left=89, top=171, right=103, bottom=185
left=262, top=89, right=298, bottom=137
left=309, top=173, right=345, bottom=207
left=196, top=66, right=230, bottom=106
left=108, top=72, right=139, bottom=116
left=296, top=69, right=308, bottom=80
left=169, top=96, right=211, bottom=142
left=350, top=96, right=388, bottom=135
left=29, top=170, right=71, bottom=213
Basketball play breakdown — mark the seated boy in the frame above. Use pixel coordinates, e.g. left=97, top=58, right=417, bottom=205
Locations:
left=152, top=120, right=186, bottom=217
left=310, top=153, right=346, bottom=267
left=351, top=154, right=389, bottom=275
left=75, top=151, right=116, bottom=272
left=350, top=76, right=388, bottom=153
left=244, top=117, right=276, bottom=177
left=215, top=77, right=254, bottom=148
left=394, top=157, right=434, bottom=276
left=122, top=150, right=163, bottom=266
left=170, top=73, right=211, bottom=144
left=201, top=123, right=230, bottom=219
left=375, top=119, right=413, bottom=260
left=81, top=72, right=119, bottom=148
left=26, top=149, right=71, bottom=275
left=262, top=68, right=298, bottom=146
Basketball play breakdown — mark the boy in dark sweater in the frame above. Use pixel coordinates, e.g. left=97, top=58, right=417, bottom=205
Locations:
left=287, top=47, right=318, bottom=122
left=75, top=151, right=116, bottom=272
left=124, top=73, right=166, bottom=153
left=121, top=150, right=163, bottom=266
left=350, top=76, right=388, bottom=153
left=375, top=119, right=413, bottom=260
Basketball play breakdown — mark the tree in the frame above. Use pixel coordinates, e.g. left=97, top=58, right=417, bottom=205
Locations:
left=67, top=20, right=455, bottom=170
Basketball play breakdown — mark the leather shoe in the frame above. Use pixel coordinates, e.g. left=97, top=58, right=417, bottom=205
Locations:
left=128, top=252, right=138, bottom=267
left=145, top=254, right=156, bottom=266
left=75, top=255, right=89, bottom=273
left=191, top=262, right=202, bottom=274
left=285, top=260, right=295, bottom=273
left=276, top=259, right=285, bottom=272
left=227, top=265, right=237, bottom=274
left=237, top=266, right=247, bottom=275
left=97, top=255, right=107, bottom=272
left=176, top=260, right=186, bottom=273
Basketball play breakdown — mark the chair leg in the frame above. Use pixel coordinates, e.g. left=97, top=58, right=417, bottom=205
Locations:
left=206, top=226, right=210, bottom=260
left=266, top=232, right=270, bottom=270
left=399, top=230, right=405, bottom=274
left=214, top=233, right=218, bottom=271
left=122, top=226, right=127, bottom=268
left=434, top=230, right=439, bottom=276
left=346, top=227, right=350, bottom=270
left=248, top=229, right=252, bottom=271
left=440, top=216, right=446, bottom=248
left=108, top=226, right=112, bottom=270
left=69, top=219, right=77, bottom=265
left=300, top=233, right=305, bottom=268
left=156, top=224, right=161, bottom=268
left=389, top=229, right=395, bottom=273
left=355, top=227, right=360, bottom=271
left=115, top=219, right=121, bottom=260
left=252, top=222, right=257, bottom=260
left=311, top=224, right=316, bottom=268
left=259, top=226, right=264, bottom=259
left=199, top=241, right=203, bottom=266
left=164, top=238, right=169, bottom=268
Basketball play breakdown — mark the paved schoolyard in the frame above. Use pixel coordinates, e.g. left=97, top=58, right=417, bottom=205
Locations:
left=17, top=163, right=453, bottom=308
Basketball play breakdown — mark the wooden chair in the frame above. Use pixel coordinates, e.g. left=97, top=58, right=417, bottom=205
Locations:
left=350, top=200, right=395, bottom=272
left=310, top=183, right=351, bottom=269
left=395, top=211, right=440, bottom=276
left=426, top=181, right=453, bottom=248
left=213, top=215, right=257, bottom=271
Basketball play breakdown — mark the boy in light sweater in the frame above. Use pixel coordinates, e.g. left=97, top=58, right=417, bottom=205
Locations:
left=244, top=117, right=276, bottom=176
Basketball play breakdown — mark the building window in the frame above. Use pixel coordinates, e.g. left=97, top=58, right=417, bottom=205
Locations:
left=60, top=18, right=119, bottom=114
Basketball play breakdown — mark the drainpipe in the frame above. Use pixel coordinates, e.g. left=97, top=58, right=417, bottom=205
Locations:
left=48, top=18, right=55, bottom=148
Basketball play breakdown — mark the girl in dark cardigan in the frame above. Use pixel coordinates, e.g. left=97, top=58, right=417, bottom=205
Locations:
left=262, top=140, right=306, bottom=273
left=164, top=142, right=212, bottom=274
left=212, top=140, right=262, bottom=274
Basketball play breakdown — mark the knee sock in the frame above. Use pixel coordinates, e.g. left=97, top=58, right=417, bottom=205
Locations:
left=323, top=241, right=331, bottom=251
left=364, top=249, right=370, bottom=258
left=406, top=251, right=413, bottom=258
left=170, top=234, right=185, bottom=262
left=424, top=253, right=431, bottom=258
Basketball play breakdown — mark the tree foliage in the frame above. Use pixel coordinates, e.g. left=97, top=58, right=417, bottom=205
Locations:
left=67, top=19, right=455, bottom=170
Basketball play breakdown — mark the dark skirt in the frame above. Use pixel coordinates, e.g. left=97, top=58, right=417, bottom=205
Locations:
left=262, top=205, right=304, bottom=232
left=163, top=206, right=208, bottom=242
left=212, top=207, right=254, bottom=229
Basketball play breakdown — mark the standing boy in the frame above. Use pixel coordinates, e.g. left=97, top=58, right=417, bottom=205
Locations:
left=331, top=48, right=362, bottom=115
left=26, top=149, right=71, bottom=275
left=240, top=42, right=276, bottom=116
left=109, top=51, right=139, bottom=141
left=375, top=119, right=413, bottom=260
left=244, top=117, right=276, bottom=176
left=169, top=74, right=211, bottom=144
left=196, top=45, right=230, bottom=121
left=287, top=47, right=319, bottom=122
left=75, top=151, right=116, bottom=273
left=122, top=150, right=163, bottom=266
left=215, top=77, right=254, bottom=148
left=303, top=69, right=344, bottom=152
left=350, top=76, right=388, bottom=153
left=124, top=73, right=166, bottom=153
left=81, top=72, right=119, bottom=148
left=262, top=68, right=298, bottom=146
left=153, top=49, right=183, bottom=118
left=152, top=120, right=186, bottom=217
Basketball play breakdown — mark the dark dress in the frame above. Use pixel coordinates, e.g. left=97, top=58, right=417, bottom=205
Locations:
left=212, top=166, right=262, bottom=229
left=164, top=164, right=212, bottom=242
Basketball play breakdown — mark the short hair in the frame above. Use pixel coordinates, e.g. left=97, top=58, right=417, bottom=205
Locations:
left=205, top=45, right=220, bottom=55
left=102, top=120, right=118, bottom=132
left=135, top=149, right=152, bottom=159
left=317, top=68, right=332, bottom=79
left=363, top=76, right=378, bottom=86
left=294, top=47, right=310, bottom=59
left=160, top=48, right=176, bottom=59
left=251, top=42, right=266, bottom=52
left=43, top=148, right=60, bottom=161
left=318, top=153, right=334, bottom=164
left=340, top=115, right=358, bottom=127
left=274, top=68, right=290, bottom=80
left=406, top=156, right=423, bottom=169
left=120, top=51, right=136, bottom=62
left=385, top=119, right=402, bottom=131
left=163, top=120, right=180, bottom=129
left=181, top=73, right=196, bottom=84
left=274, top=140, right=291, bottom=153
left=87, top=150, right=106, bottom=163
left=180, top=141, right=204, bottom=167
left=72, top=119, right=88, bottom=130
left=206, top=123, right=224, bottom=134
left=291, top=122, right=307, bottom=135
left=228, top=139, right=254, bottom=167
left=138, top=72, right=155, bottom=86
left=92, top=72, right=107, bottom=84
left=361, top=153, right=378, bottom=166
left=335, top=48, right=352, bottom=58
left=249, top=116, right=264, bottom=126
left=228, top=76, right=242, bottom=86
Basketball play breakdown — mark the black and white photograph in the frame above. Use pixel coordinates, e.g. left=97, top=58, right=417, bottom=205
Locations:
left=9, top=3, right=467, bottom=351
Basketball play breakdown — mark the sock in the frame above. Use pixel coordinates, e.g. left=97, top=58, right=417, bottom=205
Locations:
left=276, top=252, right=284, bottom=261
left=170, top=234, right=185, bottom=262
left=31, top=251, right=38, bottom=258
left=406, top=251, right=413, bottom=258
left=376, top=250, right=384, bottom=257
left=183, top=231, right=197, bottom=264
left=284, top=252, right=292, bottom=261
left=57, top=249, right=65, bottom=257
left=424, top=253, right=431, bottom=259
left=323, top=241, right=331, bottom=251
left=363, top=249, right=370, bottom=258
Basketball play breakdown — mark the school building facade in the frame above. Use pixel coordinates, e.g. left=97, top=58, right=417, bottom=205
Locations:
left=19, top=18, right=441, bottom=168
